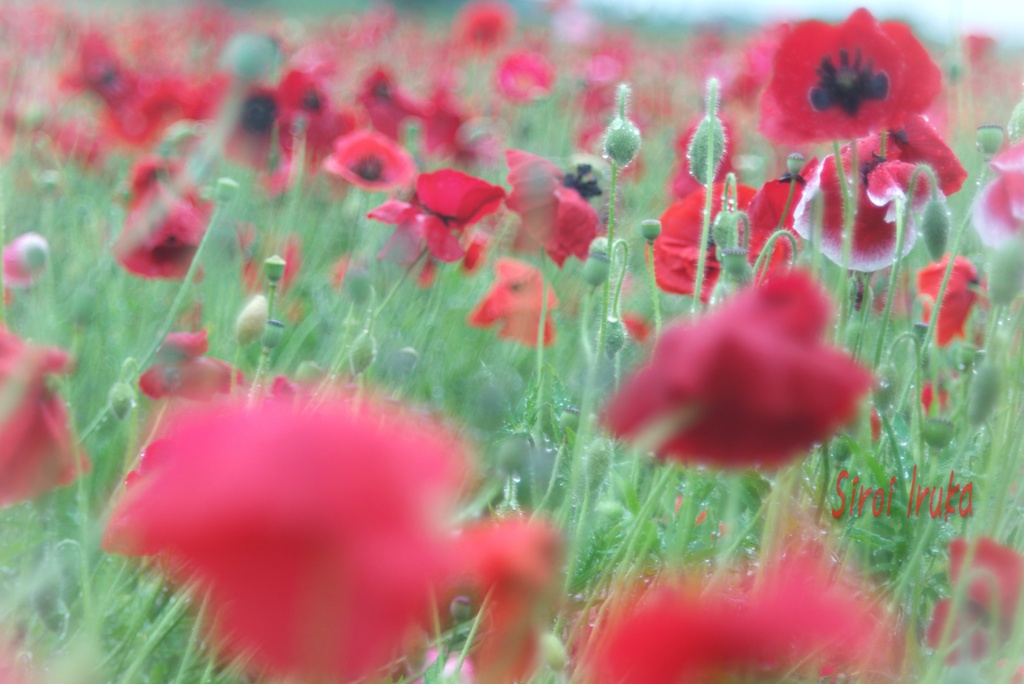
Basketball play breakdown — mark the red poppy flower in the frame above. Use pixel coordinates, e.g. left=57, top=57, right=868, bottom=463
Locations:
left=759, top=8, right=941, bottom=145
left=357, top=68, right=428, bottom=141
left=103, top=398, right=468, bottom=682
left=112, top=156, right=211, bottom=280
left=450, top=518, right=562, bottom=684
left=505, top=150, right=600, bottom=267
left=422, top=85, right=502, bottom=166
left=921, top=382, right=949, bottom=414
left=888, top=115, right=967, bottom=196
left=323, top=129, right=417, bottom=192
left=653, top=183, right=759, bottom=302
left=974, top=141, right=1024, bottom=247
left=2, top=232, right=48, bottom=288
left=496, top=51, right=555, bottom=104
left=589, top=556, right=895, bottom=683
left=622, top=311, right=652, bottom=343
left=468, top=258, right=557, bottom=348
left=927, top=538, right=1024, bottom=661
left=462, top=232, right=489, bottom=273
left=604, top=271, right=873, bottom=468
left=0, top=328, right=87, bottom=508
left=670, top=118, right=736, bottom=201
left=452, top=0, right=516, bottom=52
left=917, top=256, right=981, bottom=347
left=368, top=169, right=506, bottom=263
left=276, top=67, right=357, bottom=168
left=138, top=330, right=235, bottom=401
left=227, top=85, right=281, bottom=170
left=793, top=138, right=931, bottom=272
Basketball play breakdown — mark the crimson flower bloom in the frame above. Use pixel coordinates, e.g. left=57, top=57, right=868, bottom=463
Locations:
left=653, top=182, right=794, bottom=302
left=103, top=398, right=468, bottom=682
left=449, top=518, right=562, bottom=684
left=917, top=256, right=981, bottom=347
left=357, top=68, right=428, bottom=141
left=323, top=129, right=417, bottom=192
left=138, top=330, right=235, bottom=401
left=423, top=85, right=502, bottom=166
left=452, top=0, right=516, bottom=52
left=974, top=141, right=1024, bottom=247
left=368, top=169, right=506, bottom=263
left=112, top=156, right=211, bottom=280
left=468, top=258, right=557, bottom=348
left=496, top=51, right=555, bottom=104
left=505, top=150, right=600, bottom=267
left=276, top=68, right=357, bottom=168
left=1, top=328, right=87, bottom=508
left=927, top=538, right=1024, bottom=662
left=589, top=556, right=896, bottom=683
left=604, top=271, right=873, bottom=468
left=759, top=8, right=941, bottom=145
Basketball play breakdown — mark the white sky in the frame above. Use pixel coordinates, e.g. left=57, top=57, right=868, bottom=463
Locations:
left=582, top=0, right=1024, bottom=44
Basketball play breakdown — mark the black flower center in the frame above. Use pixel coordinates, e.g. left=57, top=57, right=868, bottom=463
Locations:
left=353, top=156, right=384, bottom=182
left=563, top=164, right=602, bottom=201
left=302, top=89, right=322, bottom=111
left=809, top=48, right=889, bottom=116
left=372, top=81, right=391, bottom=100
left=240, top=94, right=278, bottom=135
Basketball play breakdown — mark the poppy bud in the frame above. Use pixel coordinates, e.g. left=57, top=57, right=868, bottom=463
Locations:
left=235, top=295, right=268, bottom=346
left=603, top=117, right=642, bottom=169
left=968, top=360, right=1001, bottom=425
left=830, top=438, right=851, bottom=462
left=349, top=331, right=377, bottom=375
left=559, top=408, right=580, bottom=434
left=295, top=360, right=324, bottom=384
left=261, top=319, right=285, bottom=349
left=988, top=238, right=1024, bottom=306
left=583, top=253, right=610, bottom=288
left=541, top=632, right=567, bottom=671
left=720, top=247, right=751, bottom=284
left=264, top=254, right=286, bottom=284
left=585, top=438, right=614, bottom=491
left=922, top=418, right=955, bottom=449
left=496, top=435, right=530, bottom=474
left=640, top=219, right=662, bottom=242
left=786, top=153, right=805, bottom=177
left=215, top=177, right=240, bottom=204
left=222, top=33, right=279, bottom=83
left=1009, top=98, right=1024, bottom=145
left=589, top=236, right=609, bottom=259
left=712, top=211, right=739, bottom=251
left=920, top=199, right=950, bottom=261
left=955, top=345, right=977, bottom=371
left=107, top=381, right=136, bottom=420
left=604, top=318, right=628, bottom=357
left=450, top=596, right=473, bottom=623
left=687, top=79, right=726, bottom=187
left=976, top=124, right=1004, bottom=159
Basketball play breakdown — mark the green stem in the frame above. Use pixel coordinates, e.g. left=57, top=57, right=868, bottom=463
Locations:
left=534, top=250, right=549, bottom=439
left=597, top=163, right=620, bottom=351
left=645, top=242, right=662, bottom=336
left=690, top=115, right=718, bottom=315
left=872, top=196, right=907, bottom=369
left=751, top=229, right=800, bottom=282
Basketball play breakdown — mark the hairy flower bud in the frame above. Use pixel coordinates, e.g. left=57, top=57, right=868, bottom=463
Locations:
left=712, top=211, right=739, bottom=251
left=922, top=418, right=955, bottom=449
left=107, top=381, right=136, bottom=420
left=602, top=84, right=641, bottom=168
left=688, top=79, right=726, bottom=187
left=235, top=295, right=269, bottom=346
left=604, top=318, right=628, bottom=357
left=920, top=199, right=950, bottom=261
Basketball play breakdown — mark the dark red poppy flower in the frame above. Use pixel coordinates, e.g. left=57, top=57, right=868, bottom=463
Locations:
left=670, top=118, right=736, bottom=200
left=653, top=183, right=757, bottom=302
left=468, top=258, right=557, bottom=348
left=276, top=67, right=357, bottom=168
left=496, top=51, right=555, bottom=104
left=138, top=330, right=235, bottom=401
left=927, top=538, right=1024, bottom=661
left=452, top=0, right=516, bottom=52
left=357, top=68, right=428, bottom=141
left=792, top=138, right=931, bottom=272
left=589, top=556, right=895, bottom=683
left=323, top=129, right=417, bottom=192
left=462, top=232, right=489, bottom=273
left=505, top=150, right=600, bottom=267
left=888, top=115, right=967, bottom=196
left=2, top=232, right=48, bottom=288
left=112, top=156, right=211, bottom=280
left=103, top=398, right=468, bottom=682
left=974, top=141, right=1024, bottom=247
left=759, top=8, right=941, bottom=144
left=422, top=85, right=502, bottom=166
left=368, top=169, right=506, bottom=263
left=0, top=328, right=87, bottom=508
left=449, top=518, right=562, bottom=684
left=917, top=256, right=982, bottom=347
left=604, top=271, right=873, bottom=468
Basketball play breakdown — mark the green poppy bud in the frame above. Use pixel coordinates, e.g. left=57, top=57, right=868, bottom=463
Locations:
left=921, top=199, right=950, bottom=261
left=349, top=331, right=377, bottom=375
left=222, top=33, right=279, bottom=83
left=604, top=318, right=628, bottom=357
left=295, top=361, right=324, bottom=384
left=786, top=153, right=805, bottom=177
left=583, top=254, right=610, bottom=288
left=603, top=117, right=642, bottom=168
left=450, top=596, right=473, bottom=623
left=976, top=124, right=1004, bottom=158
left=215, top=177, right=240, bottom=204
left=107, top=382, right=136, bottom=420
left=541, top=632, right=567, bottom=671
left=968, top=360, right=1001, bottom=426
left=922, top=418, right=955, bottom=449
left=687, top=116, right=726, bottom=187
left=712, top=211, right=739, bottom=251
left=988, top=238, right=1024, bottom=306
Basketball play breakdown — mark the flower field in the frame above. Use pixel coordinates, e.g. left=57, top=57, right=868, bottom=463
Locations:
left=1, top=1, right=1024, bottom=681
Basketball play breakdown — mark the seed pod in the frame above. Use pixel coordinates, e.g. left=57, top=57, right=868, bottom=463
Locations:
left=976, top=124, right=1005, bottom=158
left=640, top=219, right=661, bottom=242
left=922, top=418, right=955, bottom=449
left=920, top=199, right=950, bottom=261
left=261, top=319, right=285, bottom=349
left=264, top=255, right=287, bottom=284
left=719, top=247, right=751, bottom=284
left=968, top=360, right=1001, bottom=426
